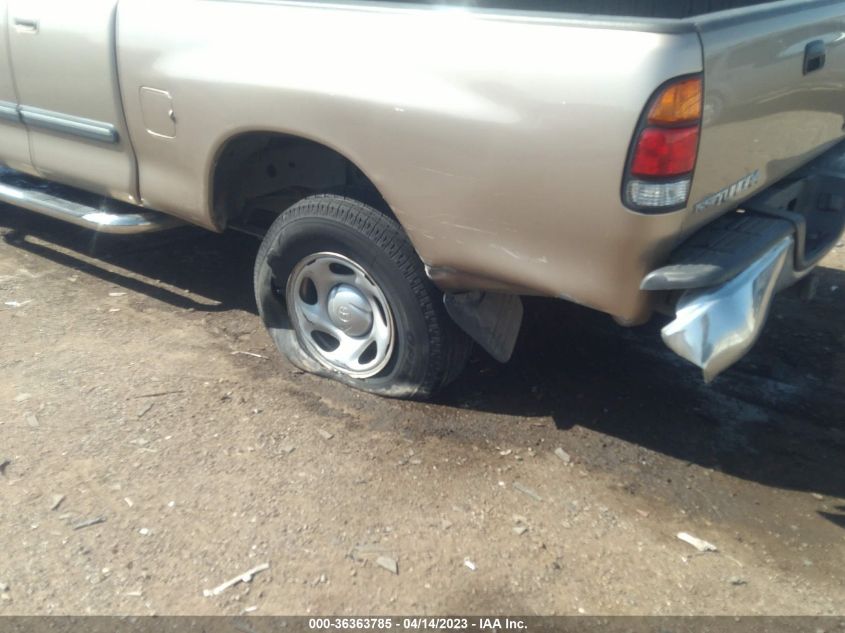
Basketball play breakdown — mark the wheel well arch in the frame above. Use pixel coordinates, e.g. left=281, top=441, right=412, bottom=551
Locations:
left=210, top=131, right=397, bottom=235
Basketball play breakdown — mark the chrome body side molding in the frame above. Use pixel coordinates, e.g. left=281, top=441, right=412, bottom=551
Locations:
left=0, top=100, right=21, bottom=124
left=19, top=106, right=119, bottom=144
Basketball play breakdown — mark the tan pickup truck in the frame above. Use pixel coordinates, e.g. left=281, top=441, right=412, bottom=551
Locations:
left=1, top=0, right=844, bottom=398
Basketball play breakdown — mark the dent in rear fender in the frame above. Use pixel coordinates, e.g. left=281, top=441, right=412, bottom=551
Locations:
left=117, top=0, right=702, bottom=320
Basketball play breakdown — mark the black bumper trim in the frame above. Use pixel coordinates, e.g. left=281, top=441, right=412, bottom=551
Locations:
left=641, top=213, right=793, bottom=291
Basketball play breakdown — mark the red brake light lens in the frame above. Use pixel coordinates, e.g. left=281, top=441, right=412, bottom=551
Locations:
left=631, top=126, right=700, bottom=178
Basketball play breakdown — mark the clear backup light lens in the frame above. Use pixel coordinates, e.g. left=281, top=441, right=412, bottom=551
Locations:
left=627, top=178, right=690, bottom=208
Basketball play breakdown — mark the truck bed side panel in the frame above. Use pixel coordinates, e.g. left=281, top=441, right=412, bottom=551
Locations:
left=118, top=0, right=702, bottom=321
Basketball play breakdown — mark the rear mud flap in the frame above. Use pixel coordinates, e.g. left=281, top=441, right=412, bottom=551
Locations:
left=444, top=292, right=523, bottom=363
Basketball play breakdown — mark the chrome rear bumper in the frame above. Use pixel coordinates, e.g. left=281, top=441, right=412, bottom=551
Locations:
left=660, top=237, right=792, bottom=382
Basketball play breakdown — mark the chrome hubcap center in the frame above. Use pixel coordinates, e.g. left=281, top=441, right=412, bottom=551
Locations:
left=327, top=284, right=373, bottom=336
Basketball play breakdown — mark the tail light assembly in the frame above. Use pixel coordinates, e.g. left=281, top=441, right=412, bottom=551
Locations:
left=623, top=75, right=702, bottom=212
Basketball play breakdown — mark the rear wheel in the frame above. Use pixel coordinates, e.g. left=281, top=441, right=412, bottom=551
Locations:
left=253, top=194, right=471, bottom=399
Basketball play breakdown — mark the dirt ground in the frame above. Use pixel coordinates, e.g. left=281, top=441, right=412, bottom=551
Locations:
left=0, top=205, right=843, bottom=616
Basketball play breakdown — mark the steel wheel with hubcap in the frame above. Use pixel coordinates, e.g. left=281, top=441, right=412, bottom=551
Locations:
left=287, top=252, right=395, bottom=379
left=253, top=194, right=471, bottom=399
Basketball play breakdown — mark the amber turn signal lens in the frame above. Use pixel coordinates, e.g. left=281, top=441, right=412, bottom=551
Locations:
left=647, top=77, right=702, bottom=125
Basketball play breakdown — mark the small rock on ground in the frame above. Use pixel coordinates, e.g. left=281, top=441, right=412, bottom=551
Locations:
left=50, top=494, right=65, bottom=511
left=677, top=531, right=718, bottom=552
left=72, top=517, right=106, bottom=531
left=554, top=447, right=572, bottom=464
left=513, top=482, right=542, bottom=502
left=375, top=556, right=398, bottom=575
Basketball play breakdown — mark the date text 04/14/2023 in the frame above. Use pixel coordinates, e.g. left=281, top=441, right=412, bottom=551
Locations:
left=307, top=617, right=528, bottom=631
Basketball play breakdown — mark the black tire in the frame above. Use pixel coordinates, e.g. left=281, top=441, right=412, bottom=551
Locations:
left=254, top=194, right=471, bottom=399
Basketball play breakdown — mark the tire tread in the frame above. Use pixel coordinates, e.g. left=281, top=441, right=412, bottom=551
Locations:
left=255, top=194, right=469, bottom=399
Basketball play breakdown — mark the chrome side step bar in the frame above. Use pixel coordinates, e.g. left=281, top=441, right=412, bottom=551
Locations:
left=0, top=167, right=181, bottom=235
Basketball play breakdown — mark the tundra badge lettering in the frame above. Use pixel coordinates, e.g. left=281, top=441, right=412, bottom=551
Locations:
left=694, top=170, right=760, bottom=213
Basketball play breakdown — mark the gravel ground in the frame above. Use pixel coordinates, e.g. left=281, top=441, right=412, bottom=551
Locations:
left=0, top=206, right=843, bottom=616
